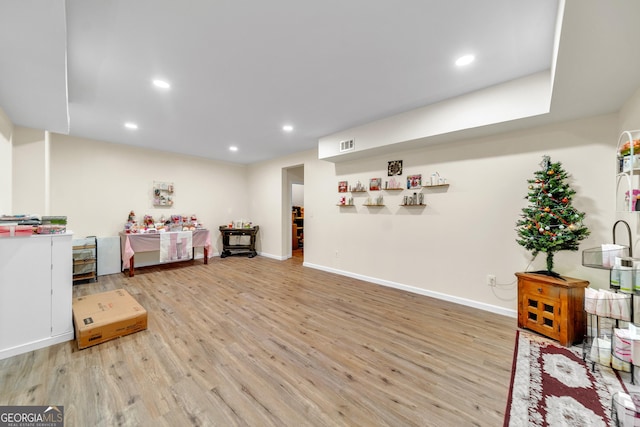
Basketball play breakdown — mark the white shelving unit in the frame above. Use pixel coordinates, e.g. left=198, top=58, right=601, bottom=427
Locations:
left=73, top=236, right=97, bottom=284
left=616, top=130, right=640, bottom=212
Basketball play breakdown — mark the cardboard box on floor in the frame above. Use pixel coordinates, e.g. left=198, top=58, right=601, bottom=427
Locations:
left=73, top=288, right=147, bottom=349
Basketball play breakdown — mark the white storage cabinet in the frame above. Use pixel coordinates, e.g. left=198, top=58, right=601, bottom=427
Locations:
left=0, top=232, right=74, bottom=360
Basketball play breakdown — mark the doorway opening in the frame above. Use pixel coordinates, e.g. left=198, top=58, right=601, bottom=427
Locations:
left=292, top=190, right=303, bottom=259
left=287, top=166, right=304, bottom=260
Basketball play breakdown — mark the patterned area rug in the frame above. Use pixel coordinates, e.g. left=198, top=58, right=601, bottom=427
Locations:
left=504, top=330, right=627, bottom=426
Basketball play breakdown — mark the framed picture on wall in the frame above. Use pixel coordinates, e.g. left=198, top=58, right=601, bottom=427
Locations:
left=153, top=181, right=174, bottom=206
left=338, top=181, right=348, bottom=192
left=388, top=160, right=403, bottom=176
left=369, top=178, right=381, bottom=191
left=407, top=174, right=422, bottom=189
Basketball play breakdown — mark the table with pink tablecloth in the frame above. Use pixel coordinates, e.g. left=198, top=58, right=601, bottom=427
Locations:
left=119, top=229, right=211, bottom=276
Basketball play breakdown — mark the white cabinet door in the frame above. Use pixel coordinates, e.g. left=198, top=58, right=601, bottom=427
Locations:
left=51, top=234, right=73, bottom=336
left=0, top=236, right=52, bottom=350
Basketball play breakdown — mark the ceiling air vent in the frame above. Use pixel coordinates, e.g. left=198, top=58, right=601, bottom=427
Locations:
left=339, top=139, right=355, bottom=152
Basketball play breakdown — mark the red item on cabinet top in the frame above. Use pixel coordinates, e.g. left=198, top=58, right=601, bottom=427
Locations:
left=0, top=225, right=33, bottom=237
left=15, top=225, right=33, bottom=235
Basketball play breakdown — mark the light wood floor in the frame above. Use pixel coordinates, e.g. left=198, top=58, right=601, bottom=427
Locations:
left=0, top=254, right=516, bottom=426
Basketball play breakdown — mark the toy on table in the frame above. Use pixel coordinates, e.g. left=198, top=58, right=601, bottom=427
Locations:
left=125, top=210, right=137, bottom=233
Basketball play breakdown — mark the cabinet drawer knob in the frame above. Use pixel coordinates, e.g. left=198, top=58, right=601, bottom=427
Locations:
left=538, top=288, right=543, bottom=293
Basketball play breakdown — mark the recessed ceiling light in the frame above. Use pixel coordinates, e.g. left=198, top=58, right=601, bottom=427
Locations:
left=152, top=79, right=171, bottom=89
left=229, top=146, right=238, bottom=152
left=124, top=122, right=138, bottom=130
left=455, top=54, right=475, bottom=67
left=282, top=125, right=294, bottom=132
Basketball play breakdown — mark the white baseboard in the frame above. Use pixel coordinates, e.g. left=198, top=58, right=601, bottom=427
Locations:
left=0, top=332, right=74, bottom=361
left=214, top=252, right=286, bottom=261
left=303, top=261, right=517, bottom=318
left=257, top=252, right=287, bottom=261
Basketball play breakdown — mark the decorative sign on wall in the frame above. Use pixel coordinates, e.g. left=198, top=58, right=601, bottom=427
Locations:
left=153, top=181, right=174, bottom=207
left=388, top=160, right=403, bottom=176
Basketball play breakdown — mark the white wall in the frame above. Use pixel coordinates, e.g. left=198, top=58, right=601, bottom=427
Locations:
left=292, top=184, right=304, bottom=207
left=302, top=113, right=619, bottom=316
left=247, top=150, right=314, bottom=259
left=12, top=127, right=48, bottom=215
left=620, top=87, right=640, bottom=132
left=47, top=133, right=249, bottom=252
left=0, top=107, right=12, bottom=214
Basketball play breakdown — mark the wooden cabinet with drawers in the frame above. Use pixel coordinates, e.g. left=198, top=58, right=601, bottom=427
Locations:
left=516, top=272, right=589, bottom=346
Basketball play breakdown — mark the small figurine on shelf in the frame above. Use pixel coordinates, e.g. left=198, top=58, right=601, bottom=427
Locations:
left=353, top=180, right=366, bottom=191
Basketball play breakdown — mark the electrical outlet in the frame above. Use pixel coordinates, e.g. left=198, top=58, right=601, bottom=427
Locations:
left=487, top=274, right=497, bottom=287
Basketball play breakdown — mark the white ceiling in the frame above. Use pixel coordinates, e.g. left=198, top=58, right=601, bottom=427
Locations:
left=0, top=1, right=639, bottom=164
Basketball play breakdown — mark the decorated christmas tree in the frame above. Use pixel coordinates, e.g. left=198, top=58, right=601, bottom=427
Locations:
left=516, top=156, right=590, bottom=276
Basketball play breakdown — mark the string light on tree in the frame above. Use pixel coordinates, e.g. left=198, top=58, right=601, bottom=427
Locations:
left=515, top=155, right=590, bottom=276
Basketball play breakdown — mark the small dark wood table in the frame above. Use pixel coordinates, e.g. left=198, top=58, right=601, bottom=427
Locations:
left=219, top=226, right=259, bottom=258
